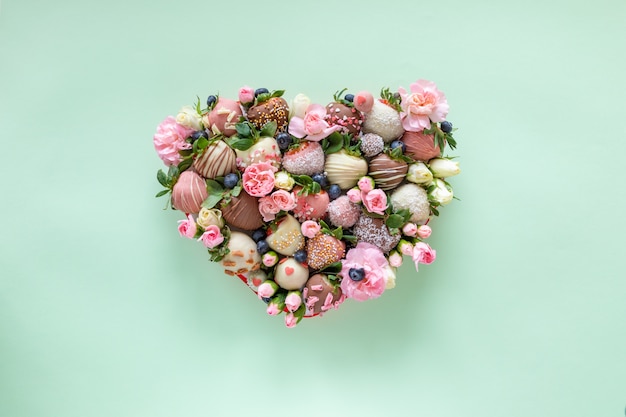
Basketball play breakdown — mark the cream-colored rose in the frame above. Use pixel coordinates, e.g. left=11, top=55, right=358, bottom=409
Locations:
left=274, top=171, right=295, bottom=190
left=430, top=179, right=453, bottom=205
left=176, top=106, right=203, bottom=131
left=406, top=162, right=433, bottom=184
left=428, top=158, right=460, bottom=178
left=289, top=93, right=311, bottom=119
left=197, top=207, right=224, bottom=229
left=384, top=264, right=396, bottom=289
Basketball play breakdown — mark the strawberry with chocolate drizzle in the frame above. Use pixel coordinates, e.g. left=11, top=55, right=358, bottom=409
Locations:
left=246, top=89, right=290, bottom=133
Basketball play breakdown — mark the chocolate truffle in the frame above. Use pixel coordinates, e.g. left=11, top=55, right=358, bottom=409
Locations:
left=353, top=214, right=401, bottom=253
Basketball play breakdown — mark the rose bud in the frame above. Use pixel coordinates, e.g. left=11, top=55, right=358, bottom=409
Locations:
left=257, top=280, right=279, bottom=299
left=285, top=290, right=303, bottom=313
left=428, top=158, right=460, bottom=178
left=406, top=162, right=433, bottom=185
left=266, top=292, right=287, bottom=316
left=262, top=251, right=279, bottom=267
left=397, top=239, right=414, bottom=256
left=430, top=179, right=454, bottom=205
left=417, top=225, right=432, bottom=239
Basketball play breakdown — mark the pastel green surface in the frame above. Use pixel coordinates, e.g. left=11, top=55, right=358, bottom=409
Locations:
left=1, top=0, right=625, bottom=416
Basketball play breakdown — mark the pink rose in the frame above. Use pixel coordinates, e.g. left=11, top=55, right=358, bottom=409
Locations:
left=402, top=222, right=418, bottom=237
left=417, top=225, right=432, bottom=239
left=197, top=225, right=224, bottom=248
left=285, top=291, right=302, bottom=313
left=238, top=85, right=255, bottom=104
left=389, top=251, right=403, bottom=268
left=271, top=189, right=297, bottom=211
left=357, top=176, right=374, bottom=193
left=398, top=240, right=413, bottom=256
left=242, top=162, right=276, bottom=197
left=288, top=104, right=341, bottom=141
left=412, top=242, right=436, bottom=270
left=267, top=303, right=280, bottom=316
left=300, top=220, right=321, bottom=239
left=346, top=188, right=362, bottom=203
left=284, top=312, right=298, bottom=328
left=340, top=242, right=392, bottom=301
left=177, top=214, right=197, bottom=238
left=153, top=116, right=194, bottom=166
left=398, top=79, right=449, bottom=132
left=362, top=189, right=387, bottom=215
left=257, top=281, right=278, bottom=299
left=258, top=196, right=280, bottom=222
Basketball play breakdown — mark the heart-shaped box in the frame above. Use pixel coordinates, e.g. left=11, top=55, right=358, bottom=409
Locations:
left=153, top=80, right=460, bottom=327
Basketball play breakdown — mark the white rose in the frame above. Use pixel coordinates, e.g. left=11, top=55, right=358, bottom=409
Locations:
left=274, top=171, right=295, bottom=190
left=176, top=106, right=203, bottom=131
left=430, top=179, right=453, bottom=205
left=428, top=158, right=460, bottom=178
left=406, top=162, right=433, bottom=184
left=197, top=207, right=224, bottom=229
left=289, top=93, right=311, bottom=119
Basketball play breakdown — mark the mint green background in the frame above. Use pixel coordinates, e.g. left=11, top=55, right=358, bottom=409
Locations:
left=1, top=0, right=625, bottom=416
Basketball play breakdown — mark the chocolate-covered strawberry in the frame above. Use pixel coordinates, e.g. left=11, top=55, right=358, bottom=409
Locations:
left=306, top=233, right=345, bottom=270
left=282, top=141, right=325, bottom=176
left=246, top=90, right=290, bottom=133
left=325, top=90, right=363, bottom=137
left=368, top=153, right=408, bottom=191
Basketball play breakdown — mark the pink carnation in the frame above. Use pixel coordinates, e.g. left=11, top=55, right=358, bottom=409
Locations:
left=242, top=162, right=276, bottom=197
left=153, top=116, right=194, bottom=166
left=402, top=222, right=418, bottom=237
left=398, top=79, right=449, bottom=132
left=288, top=103, right=341, bottom=141
left=362, top=189, right=387, bottom=215
left=197, top=225, right=224, bottom=248
left=238, top=85, right=255, bottom=104
left=301, top=220, right=321, bottom=239
left=412, top=242, right=436, bottom=270
left=177, top=214, right=197, bottom=238
left=271, top=189, right=297, bottom=211
left=340, top=242, right=392, bottom=301
left=258, top=196, right=281, bottom=222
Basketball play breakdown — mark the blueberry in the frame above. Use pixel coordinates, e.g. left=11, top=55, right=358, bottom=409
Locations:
left=207, top=95, right=217, bottom=107
left=393, top=92, right=401, bottom=101
left=440, top=121, right=453, bottom=133
left=328, top=184, right=341, bottom=200
left=276, top=132, right=292, bottom=150
left=223, top=173, right=239, bottom=189
left=252, top=228, right=266, bottom=243
left=256, top=240, right=270, bottom=255
left=390, top=140, right=406, bottom=153
left=311, top=173, right=329, bottom=188
left=294, top=249, right=307, bottom=263
left=344, top=93, right=354, bottom=103
left=261, top=297, right=271, bottom=304
left=348, top=268, right=365, bottom=282
left=190, top=130, right=208, bottom=142
left=254, top=88, right=269, bottom=97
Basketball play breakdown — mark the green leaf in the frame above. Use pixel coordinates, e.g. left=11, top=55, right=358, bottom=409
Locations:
left=321, top=261, right=342, bottom=274
left=178, top=157, right=192, bottom=173
left=206, top=179, right=224, bottom=194
left=260, top=121, right=277, bottom=138
left=390, top=146, right=403, bottom=159
left=235, top=122, right=251, bottom=137
left=231, top=184, right=242, bottom=197
left=386, top=214, right=405, bottom=229
left=324, top=132, right=344, bottom=154
left=155, top=189, right=170, bottom=198
left=256, top=92, right=271, bottom=103
left=157, top=170, right=168, bottom=187
left=271, top=90, right=285, bottom=98
left=201, top=193, right=223, bottom=209
left=226, top=136, right=255, bottom=151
